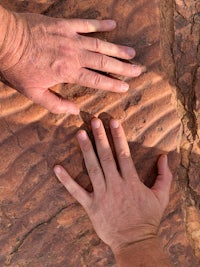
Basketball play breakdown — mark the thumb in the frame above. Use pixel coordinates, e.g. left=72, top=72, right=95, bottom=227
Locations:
left=27, top=88, right=80, bottom=114
left=151, top=155, right=173, bottom=208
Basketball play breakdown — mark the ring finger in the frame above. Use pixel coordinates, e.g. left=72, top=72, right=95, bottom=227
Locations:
left=91, top=118, right=119, bottom=182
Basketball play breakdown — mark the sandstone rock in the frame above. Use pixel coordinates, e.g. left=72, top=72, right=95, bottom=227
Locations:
left=0, top=0, right=199, bottom=266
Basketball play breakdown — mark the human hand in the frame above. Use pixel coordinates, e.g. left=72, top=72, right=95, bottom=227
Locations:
left=54, top=118, right=172, bottom=253
left=0, top=9, right=143, bottom=114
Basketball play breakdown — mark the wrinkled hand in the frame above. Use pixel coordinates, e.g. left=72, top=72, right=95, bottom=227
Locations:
left=54, top=118, right=172, bottom=252
left=0, top=11, right=142, bottom=114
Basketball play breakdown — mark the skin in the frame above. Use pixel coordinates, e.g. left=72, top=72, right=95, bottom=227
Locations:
left=0, top=5, right=142, bottom=114
left=54, top=118, right=173, bottom=266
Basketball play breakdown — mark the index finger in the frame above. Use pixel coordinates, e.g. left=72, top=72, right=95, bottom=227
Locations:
left=67, top=19, right=116, bottom=33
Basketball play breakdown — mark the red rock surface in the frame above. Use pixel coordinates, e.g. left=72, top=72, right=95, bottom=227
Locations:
left=0, top=0, right=199, bottom=266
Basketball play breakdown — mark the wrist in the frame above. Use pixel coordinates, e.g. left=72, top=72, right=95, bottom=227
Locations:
left=108, top=224, right=159, bottom=253
left=114, top=237, right=172, bottom=267
left=0, top=6, right=29, bottom=72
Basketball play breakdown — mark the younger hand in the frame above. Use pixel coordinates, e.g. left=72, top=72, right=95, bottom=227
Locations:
left=0, top=10, right=142, bottom=114
left=54, top=119, right=172, bottom=252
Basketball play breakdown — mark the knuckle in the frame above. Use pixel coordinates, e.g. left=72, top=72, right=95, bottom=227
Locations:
left=50, top=106, right=60, bottom=114
left=94, top=38, right=101, bottom=52
left=77, top=71, right=86, bottom=83
left=98, top=55, right=108, bottom=69
left=46, top=19, right=66, bottom=33
left=112, top=129, right=122, bottom=138
left=88, top=166, right=101, bottom=177
left=56, top=20, right=67, bottom=30
left=51, top=62, right=66, bottom=79
left=57, top=66, right=64, bottom=78
left=78, top=52, right=85, bottom=67
left=100, top=151, right=113, bottom=163
left=118, top=150, right=130, bottom=159
left=93, top=73, right=102, bottom=86
left=81, top=141, right=91, bottom=152
left=50, top=105, right=61, bottom=114
left=85, top=19, right=91, bottom=32
left=95, top=131, right=105, bottom=141
left=49, top=98, right=64, bottom=114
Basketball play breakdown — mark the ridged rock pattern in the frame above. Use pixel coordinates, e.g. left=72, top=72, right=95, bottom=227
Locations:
left=0, top=0, right=199, bottom=266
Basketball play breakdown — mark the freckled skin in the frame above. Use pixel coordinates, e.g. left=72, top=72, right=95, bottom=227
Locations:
left=0, top=5, right=142, bottom=114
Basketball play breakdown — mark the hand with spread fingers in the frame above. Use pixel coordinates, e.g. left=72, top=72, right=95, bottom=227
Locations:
left=54, top=118, right=173, bottom=267
left=0, top=4, right=142, bottom=114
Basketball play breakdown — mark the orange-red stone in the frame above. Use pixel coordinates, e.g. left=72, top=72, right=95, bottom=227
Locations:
left=0, top=0, right=199, bottom=266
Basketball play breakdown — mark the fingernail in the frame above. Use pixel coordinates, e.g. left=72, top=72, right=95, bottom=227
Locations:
left=77, top=130, right=87, bottom=140
left=120, top=83, right=129, bottom=92
left=162, top=154, right=168, bottom=162
left=91, top=119, right=101, bottom=129
left=111, top=119, right=119, bottom=129
left=54, top=165, right=61, bottom=176
left=133, top=65, right=142, bottom=76
left=127, top=48, right=136, bottom=58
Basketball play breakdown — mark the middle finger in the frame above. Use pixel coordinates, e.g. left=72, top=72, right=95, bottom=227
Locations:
left=110, top=119, right=139, bottom=181
left=91, top=118, right=119, bottom=180
left=82, top=50, right=142, bottom=77
left=79, top=35, right=136, bottom=59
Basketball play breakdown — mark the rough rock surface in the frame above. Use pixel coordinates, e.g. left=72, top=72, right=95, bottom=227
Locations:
left=0, top=0, right=199, bottom=266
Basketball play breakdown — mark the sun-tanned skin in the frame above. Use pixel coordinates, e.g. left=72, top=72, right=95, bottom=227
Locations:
left=54, top=118, right=173, bottom=267
left=0, top=4, right=142, bottom=114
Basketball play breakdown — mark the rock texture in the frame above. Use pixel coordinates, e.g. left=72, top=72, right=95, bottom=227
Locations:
left=0, top=0, right=199, bottom=266
left=160, top=0, right=200, bottom=266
